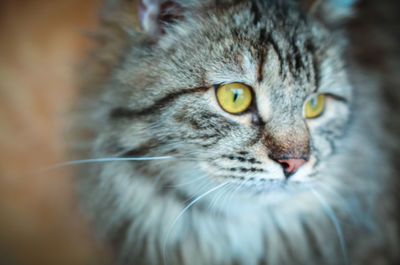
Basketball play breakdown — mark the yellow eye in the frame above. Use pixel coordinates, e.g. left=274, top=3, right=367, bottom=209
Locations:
left=216, top=83, right=252, bottom=114
left=305, top=94, right=326, bottom=119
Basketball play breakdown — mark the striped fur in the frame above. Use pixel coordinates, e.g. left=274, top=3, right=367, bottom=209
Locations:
left=78, top=0, right=400, bottom=264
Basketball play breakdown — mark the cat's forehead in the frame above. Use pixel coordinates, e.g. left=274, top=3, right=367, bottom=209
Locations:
left=200, top=23, right=319, bottom=105
left=132, top=0, right=348, bottom=109
left=162, top=0, right=326, bottom=91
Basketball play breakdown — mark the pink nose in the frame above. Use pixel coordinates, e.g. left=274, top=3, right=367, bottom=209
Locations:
left=278, top=158, right=307, bottom=176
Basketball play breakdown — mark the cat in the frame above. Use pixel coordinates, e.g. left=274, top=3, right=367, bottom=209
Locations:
left=77, top=0, right=400, bottom=264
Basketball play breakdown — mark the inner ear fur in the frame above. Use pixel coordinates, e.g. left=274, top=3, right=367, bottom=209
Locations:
left=139, top=0, right=184, bottom=38
left=101, top=0, right=185, bottom=40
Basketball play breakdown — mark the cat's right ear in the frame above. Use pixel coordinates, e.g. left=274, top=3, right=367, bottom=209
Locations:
left=102, top=0, right=184, bottom=39
left=302, top=0, right=358, bottom=26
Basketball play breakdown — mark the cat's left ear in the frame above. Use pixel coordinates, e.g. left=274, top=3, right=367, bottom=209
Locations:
left=139, top=0, right=183, bottom=38
left=102, top=0, right=184, bottom=39
left=304, top=0, right=358, bottom=25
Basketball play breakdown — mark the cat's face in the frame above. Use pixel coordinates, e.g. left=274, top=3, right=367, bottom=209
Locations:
left=102, top=0, right=352, bottom=203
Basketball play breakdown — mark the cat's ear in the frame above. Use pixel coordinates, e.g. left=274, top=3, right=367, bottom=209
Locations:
left=102, top=0, right=184, bottom=39
left=304, top=0, right=358, bottom=25
left=139, top=0, right=183, bottom=38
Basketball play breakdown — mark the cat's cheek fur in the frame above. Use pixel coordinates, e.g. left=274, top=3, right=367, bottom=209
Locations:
left=306, top=97, right=351, bottom=159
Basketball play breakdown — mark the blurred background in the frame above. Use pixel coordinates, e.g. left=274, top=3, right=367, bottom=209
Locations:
left=0, top=1, right=104, bottom=264
left=0, top=1, right=398, bottom=265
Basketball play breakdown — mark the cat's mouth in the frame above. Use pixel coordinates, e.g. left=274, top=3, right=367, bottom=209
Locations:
left=222, top=177, right=312, bottom=195
left=203, top=154, right=318, bottom=192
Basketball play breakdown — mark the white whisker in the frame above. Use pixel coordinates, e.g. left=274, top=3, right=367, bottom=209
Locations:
left=41, top=156, right=174, bottom=171
left=208, top=182, right=233, bottom=213
left=317, top=182, right=376, bottom=231
left=309, top=187, right=348, bottom=265
left=224, top=179, right=249, bottom=212
left=162, top=182, right=229, bottom=265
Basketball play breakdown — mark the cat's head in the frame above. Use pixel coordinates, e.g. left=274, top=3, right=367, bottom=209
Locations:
left=93, top=0, right=356, bottom=204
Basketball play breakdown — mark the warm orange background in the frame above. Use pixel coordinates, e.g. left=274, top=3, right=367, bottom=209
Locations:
left=0, top=1, right=105, bottom=264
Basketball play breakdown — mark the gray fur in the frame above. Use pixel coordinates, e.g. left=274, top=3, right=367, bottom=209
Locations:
left=78, top=0, right=400, bottom=264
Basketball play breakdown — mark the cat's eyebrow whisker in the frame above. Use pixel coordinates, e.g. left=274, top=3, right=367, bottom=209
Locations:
left=308, top=186, right=348, bottom=265
left=162, top=182, right=229, bottom=265
left=41, top=156, right=174, bottom=172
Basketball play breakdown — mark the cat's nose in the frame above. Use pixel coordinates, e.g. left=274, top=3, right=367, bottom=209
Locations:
left=277, top=158, right=307, bottom=177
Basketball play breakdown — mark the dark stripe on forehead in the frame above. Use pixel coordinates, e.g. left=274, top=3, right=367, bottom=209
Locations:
left=256, top=30, right=268, bottom=82
left=288, top=35, right=306, bottom=78
left=249, top=0, right=261, bottom=25
left=257, top=58, right=265, bottom=82
left=109, top=87, right=208, bottom=119
left=305, top=40, right=320, bottom=91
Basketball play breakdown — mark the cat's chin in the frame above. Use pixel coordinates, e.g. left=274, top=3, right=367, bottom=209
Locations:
left=228, top=178, right=312, bottom=193
left=216, top=165, right=318, bottom=209
left=222, top=177, right=314, bottom=205
left=202, top=178, right=315, bottom=215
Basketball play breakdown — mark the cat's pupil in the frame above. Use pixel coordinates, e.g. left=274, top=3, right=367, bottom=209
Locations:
left=233, top=90, right=239, bottom=102
left=310, top=97, right=317, bottom=107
